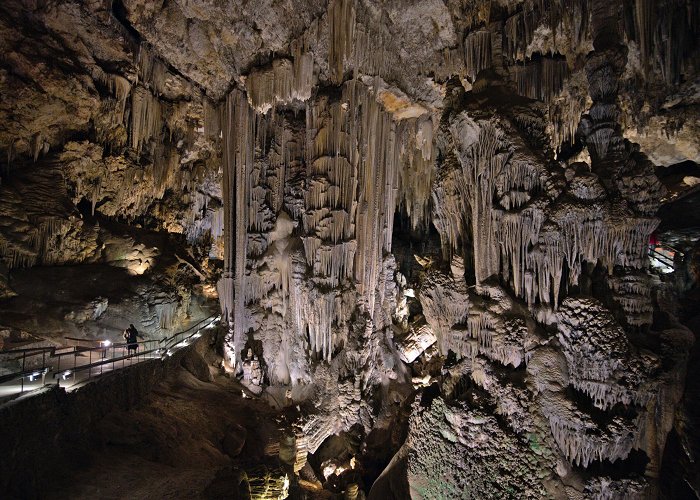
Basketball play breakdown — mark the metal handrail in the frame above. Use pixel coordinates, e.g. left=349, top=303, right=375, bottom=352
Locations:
left=0, top=346, right=56, bottom=356
left=160, top=314, right=220, bottom=357
left=161, top=314, right=219, bottom=346
left=52, top=340, right=164, bottom=382
left=648, top=243, right=679, bottom=271
left=649, top=248, right=674, bottom=266
left=0, top=313, right=220, bottom=397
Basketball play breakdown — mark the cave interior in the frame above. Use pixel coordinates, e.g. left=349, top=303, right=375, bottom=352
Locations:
left=1, top=0, right=700, bottom=499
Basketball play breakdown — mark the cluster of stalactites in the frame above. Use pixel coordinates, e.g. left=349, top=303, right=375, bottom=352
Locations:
left=512, top=57, right=569, bottom=103
left=327, top=0, right=420, bottom=86
left=130, top=86, right=162, bottom=154
left=0, top=218, right=71, bottom=270
left=328, top=0, right=356, bottom=84
left=503, top=0, right=591, bottom=63
left=504, top=207, right=658, bottom=309
left=464, top=30, right=493, bottom=81
left=420, top=271, right=527, bottom=368
left=219, top=89, right=259, bottom=368
left=440, top=116, right=658, bottom=312
left=452, top=120, right=509, bottom=285
left=397, top=117, right=435, bottom=231
left=129, top=45, right=173, bottom=155
left=301, top=80, right=403, bottom=342
left=228, top=76, right=433, bottom=364
left=137, top=44, right=169, bottom=96
left=97, top=71, right=132, bottom=130
left=546, top=73, right=590, bottom=154
left=629, top=0, right=700, bottom=85
left=246, top=55, right=314, bottom=114
left=546, top=404, right=641, bottom=467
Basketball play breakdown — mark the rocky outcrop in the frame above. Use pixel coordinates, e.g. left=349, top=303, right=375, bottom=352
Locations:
left=1, top=0, right=699, bottom=498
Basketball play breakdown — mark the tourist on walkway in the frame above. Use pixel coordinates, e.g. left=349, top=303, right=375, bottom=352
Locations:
left=123, top=324, right=141, bottom=353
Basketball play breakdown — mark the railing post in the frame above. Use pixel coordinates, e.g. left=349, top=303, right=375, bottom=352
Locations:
left=21, top=352, right=25, bottom=393
left=89, top=349, right=92, bottom=379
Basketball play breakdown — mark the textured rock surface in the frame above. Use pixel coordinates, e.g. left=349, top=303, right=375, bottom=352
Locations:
left=1, top=0, right=700, bottom=498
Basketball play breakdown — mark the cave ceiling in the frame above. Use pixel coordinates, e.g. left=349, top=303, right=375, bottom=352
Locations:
left=1, top=0, right=700, bottom=498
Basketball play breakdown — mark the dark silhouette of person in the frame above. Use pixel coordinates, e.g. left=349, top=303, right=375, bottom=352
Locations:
left=123, top=324, right=141, bottom=353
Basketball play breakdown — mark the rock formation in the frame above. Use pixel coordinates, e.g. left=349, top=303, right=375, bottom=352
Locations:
left=1, top=0, right=700, bottom=498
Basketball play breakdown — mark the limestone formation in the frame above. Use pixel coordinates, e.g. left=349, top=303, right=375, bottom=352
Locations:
left=1, top=0, right=699, bottom=498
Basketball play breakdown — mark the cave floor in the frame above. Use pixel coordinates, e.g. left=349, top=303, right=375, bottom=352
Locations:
left=52, top=367, right=295, bottom=500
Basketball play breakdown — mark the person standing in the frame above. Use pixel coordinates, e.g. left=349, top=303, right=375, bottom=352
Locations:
left=123, top=324, right=141, bottom=353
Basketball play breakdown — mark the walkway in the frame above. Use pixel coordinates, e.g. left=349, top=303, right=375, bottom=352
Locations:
left=0, top=314, right=219, bottom=402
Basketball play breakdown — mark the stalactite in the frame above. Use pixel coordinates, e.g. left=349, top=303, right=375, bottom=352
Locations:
left=504, top=13, right=523, bottom=61
left=328, top=0, right=356, bottom=84
left=419, top=271, right=470, bottom=355
left=130, top=85, right=163, bottom=154
left=99, top=72, right=132, bottom=126
left=634, top=0, right=654, bottom=75
left=151, top=145, right=179, bottom=199
left=500, top=208, right=545, bottom=303
left=464, top=30, right=492, bottom=81
left=452, top=118, right=508, bottom=285
left=421, top=47, right=464, bottom=81
left=547, top=74, right=589, bottom=153
left=344, top=80, right=401, bottom=317
left=398, top=117, right=435, bottom=231
left=30, top=132, right=43, bottom=162
left=137, top=44, right=168, bottom=96
left=513, top=57, right=568, bottom=103
left=246, top=55, right=314, bottom=113
left=219, top=88, right=258, bottom=369
left=203, top=98, right=221, bottom=139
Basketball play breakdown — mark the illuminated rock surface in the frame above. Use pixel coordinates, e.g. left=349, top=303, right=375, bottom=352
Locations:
left=1, top=0, right=700, bottom=498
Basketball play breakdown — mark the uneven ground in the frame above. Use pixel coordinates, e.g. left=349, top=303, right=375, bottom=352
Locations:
left=1, top=0, right=700, bottom=498
left=55, top=357, right=293, bottom=500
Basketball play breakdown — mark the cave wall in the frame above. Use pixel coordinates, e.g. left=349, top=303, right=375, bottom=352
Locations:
left=1, top=0, right=700, bottom=498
